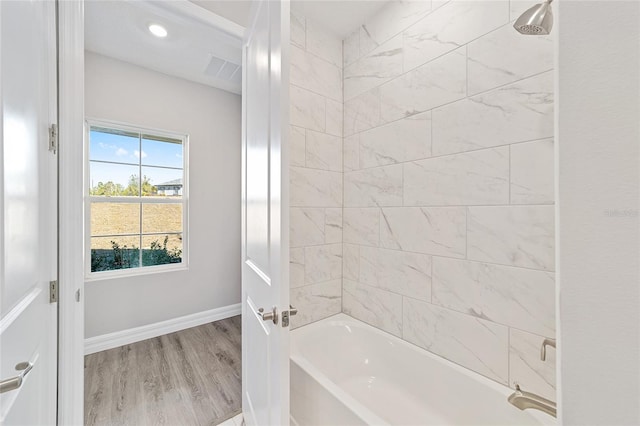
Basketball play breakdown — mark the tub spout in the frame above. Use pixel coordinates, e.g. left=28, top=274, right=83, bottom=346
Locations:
left=508, top=385, right=556, bottom=418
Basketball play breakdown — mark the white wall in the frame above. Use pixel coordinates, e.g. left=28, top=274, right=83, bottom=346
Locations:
left=557, top=2, right=640, bottom=424
left=84, top=52, right=241, bottom=338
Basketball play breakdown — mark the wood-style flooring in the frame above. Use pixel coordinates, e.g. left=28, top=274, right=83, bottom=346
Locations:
left=84, top=316, right=242, bottom=426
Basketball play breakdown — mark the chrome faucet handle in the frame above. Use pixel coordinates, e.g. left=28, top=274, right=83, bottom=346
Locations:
left=540, top=338, right=556, bottom=361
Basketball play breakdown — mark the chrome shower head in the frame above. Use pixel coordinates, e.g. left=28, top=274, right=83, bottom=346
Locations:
left=513, top=0, right=554, bottom=35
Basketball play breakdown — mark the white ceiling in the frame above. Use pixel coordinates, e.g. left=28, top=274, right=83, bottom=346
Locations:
left=291, top=0, right=389, bottom=38
left=85, top=0, right=389, bottom=94
left=85, top=0, right=244, bottom=94
left=189, top=0, right=253, bottom=28
left=192, top=0, right=389, bottom=38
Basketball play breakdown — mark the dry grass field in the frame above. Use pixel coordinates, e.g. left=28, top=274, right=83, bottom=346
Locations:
left=90, top=201, right=182, bottom=250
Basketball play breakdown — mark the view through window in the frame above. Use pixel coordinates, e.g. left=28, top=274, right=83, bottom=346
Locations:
left=87, top=123, right=187, bottom=274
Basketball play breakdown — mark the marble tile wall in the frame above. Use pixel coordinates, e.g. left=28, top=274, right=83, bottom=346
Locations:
left=341, top=0, right=556, bottom=400
left=289, top=12, right=343, bottom=328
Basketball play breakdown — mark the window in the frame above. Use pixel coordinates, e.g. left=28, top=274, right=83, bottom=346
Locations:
left=86, top=121, right=188, bottom=277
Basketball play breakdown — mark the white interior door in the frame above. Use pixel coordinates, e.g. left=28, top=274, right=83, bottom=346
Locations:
left=241, top=0, right=290, bottom=425
left=0, top=0, right=58, bottom=424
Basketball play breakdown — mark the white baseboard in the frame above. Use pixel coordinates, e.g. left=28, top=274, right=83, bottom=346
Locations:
left=84, top=303, right=241, bottom=355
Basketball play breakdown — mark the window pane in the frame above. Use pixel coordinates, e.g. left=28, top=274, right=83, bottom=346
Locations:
left=87, top=125, right=187, bottom=275
left=91, top=235, right=140, bottom=272
left=141, top=167, right=183, bottom=197
left=89, top=128, right=139, bottom=164
left=91, top=202, right=140, bottom=236
left=142, top=204, right=182, bottom=234
left=141, top=234, right=183, bottom=267
left=141, top=137, right=183, bottom=168
left=89, top=162, right=140, bottom=197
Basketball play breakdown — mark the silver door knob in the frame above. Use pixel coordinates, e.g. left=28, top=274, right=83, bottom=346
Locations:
left=0, top=362, right=33, bottom=394
left=258, top=307, right=278, bottom=325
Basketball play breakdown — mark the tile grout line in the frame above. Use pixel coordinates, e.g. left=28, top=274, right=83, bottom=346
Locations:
left=379, top=7, right=514, bottom=82
left=294, top=41, right=343, bottom=71
left=348, top=0, right=510, bottom=75
left=341, top=34, right=346, bottom=315
left=336, top=242, right=555, bottom=273
left=352, top=277, right=554, bottom=338
left=303, top=136, right=554, bottom=174
left=290, top=81, right=342, bottom=106
left=343, top=67, right=553, bottom=138
left=345, top=16, right=551, bottom=105
left=338, top=202, right=554, bottom=209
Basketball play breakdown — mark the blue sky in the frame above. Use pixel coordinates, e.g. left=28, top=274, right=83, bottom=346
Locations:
left=89, top=130, right=183, bottom=188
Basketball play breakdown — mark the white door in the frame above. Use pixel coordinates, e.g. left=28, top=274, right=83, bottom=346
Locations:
left=241, top=0, right=290, bottom=425
left=0, top=0, right=58, bottom=424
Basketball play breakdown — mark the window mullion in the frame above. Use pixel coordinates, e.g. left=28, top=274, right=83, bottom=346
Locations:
left=88, top=196, right=182, bottom=204
left=139, top=201, right=143, bottom=268
left=138, top=132, right=143, bottom=268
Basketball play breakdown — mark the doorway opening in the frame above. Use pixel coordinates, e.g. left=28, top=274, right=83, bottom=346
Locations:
left=80, top=2, right=244, bottom=424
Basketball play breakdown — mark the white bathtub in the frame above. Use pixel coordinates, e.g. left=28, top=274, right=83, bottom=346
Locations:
left=290, top=314, right=556, bottom=426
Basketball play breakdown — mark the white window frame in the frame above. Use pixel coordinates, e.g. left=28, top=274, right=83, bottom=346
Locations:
left=84, top=118, right=189, bottom=281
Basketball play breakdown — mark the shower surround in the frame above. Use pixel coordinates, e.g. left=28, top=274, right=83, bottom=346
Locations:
left=290, top=0, right=555, bottom=402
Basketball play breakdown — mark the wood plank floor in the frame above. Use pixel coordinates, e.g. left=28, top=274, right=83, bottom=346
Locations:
left=84, top=316, right=242, bottom=426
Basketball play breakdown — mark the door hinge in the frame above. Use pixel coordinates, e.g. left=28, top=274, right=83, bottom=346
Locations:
left=49, top=124, right=57, bottom=154
left=49, top=280, right=58, bottom=303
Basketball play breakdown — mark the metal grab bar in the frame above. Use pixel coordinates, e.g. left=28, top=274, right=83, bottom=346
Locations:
left=0, top=362, right=34, bottom=394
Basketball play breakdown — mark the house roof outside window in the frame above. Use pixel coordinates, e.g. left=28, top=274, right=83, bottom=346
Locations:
left=157, top=178, right=183, bottom=188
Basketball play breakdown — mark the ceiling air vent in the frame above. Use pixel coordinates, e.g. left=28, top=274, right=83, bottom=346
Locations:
left=204, top=55, right=241, bottom=84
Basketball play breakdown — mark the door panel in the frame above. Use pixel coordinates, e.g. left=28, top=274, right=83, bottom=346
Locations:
left=243, top=297, right=271, bottom=426
left=242, top=0, right=290, bottom=425
left=0, top=0, right=58, bottom=424
left=245, top=0, right=271, bottom=275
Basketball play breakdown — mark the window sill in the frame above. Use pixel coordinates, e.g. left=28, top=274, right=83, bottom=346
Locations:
left=84, top=263, right=188, bottom=282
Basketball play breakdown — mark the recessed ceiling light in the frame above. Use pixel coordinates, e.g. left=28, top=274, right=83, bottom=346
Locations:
left=148, top=24, right=167, bottom=38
